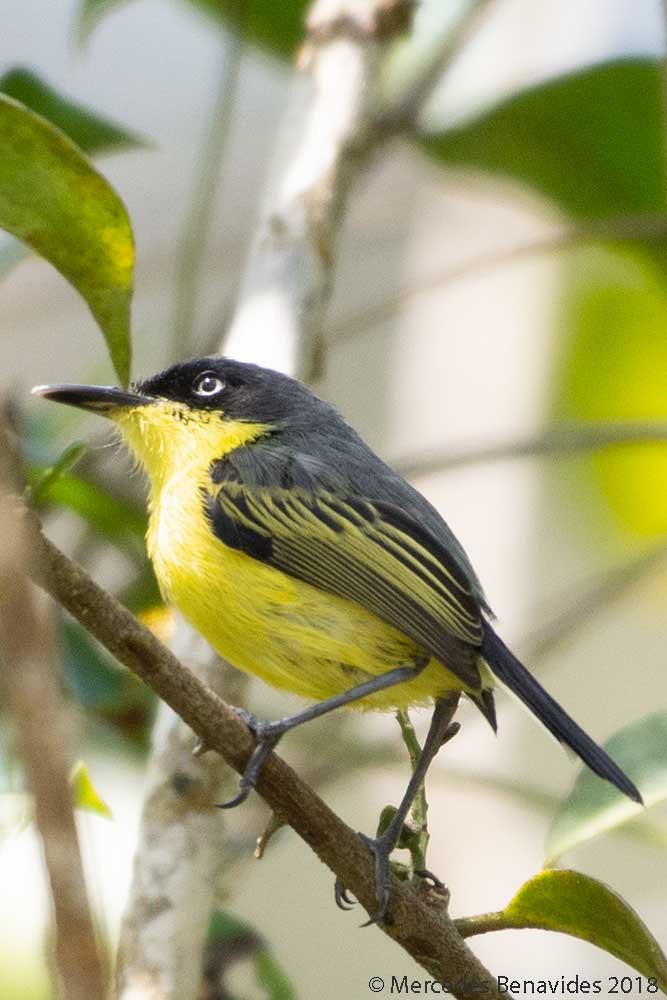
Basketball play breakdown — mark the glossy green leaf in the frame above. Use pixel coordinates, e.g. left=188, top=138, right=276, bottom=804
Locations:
left=0, top=95, right=133, bottom=384
left=0, top=69, right=143, bottom=155
left=503, top=870, right=667, bottom=990
left=546, top=712, right=667, bottom=863
left=79, top=0, right=308, bottom=58
left=70, top=761, right=112, bottom=818
left=423, top=59, right=666, bottom=219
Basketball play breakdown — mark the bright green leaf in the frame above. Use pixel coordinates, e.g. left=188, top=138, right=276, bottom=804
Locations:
left=0, top=95, right=134, bottom=384
left=78, top=0, right=309, bottom=58
left=0, top=69, right=142, bottom=284
left=546, top=712, right=667, bottom=863
left=70, top=761, right=112, bottom=818
left=0, top=68, right=143, bottom=155
left=503, top=870, right=667, bottom=990
left=423, top=59, right=666, bottom=220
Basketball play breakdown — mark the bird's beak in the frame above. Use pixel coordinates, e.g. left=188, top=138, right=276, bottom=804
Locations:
left=31, top=383, right=156, bottom=416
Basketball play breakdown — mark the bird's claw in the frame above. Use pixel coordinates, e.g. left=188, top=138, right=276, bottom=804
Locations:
left=358, top=831, right=394, bottom=926
left=216, top=709, right=284, bottom=810
left=334, top=879, right=356, bottom=911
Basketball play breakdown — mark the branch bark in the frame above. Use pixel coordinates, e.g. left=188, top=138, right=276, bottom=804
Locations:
left=0, top=431, right=105, bottom=1000
left=223, top=0, right=416, bottom=378
left=31, top=528, right=500, bottom=1000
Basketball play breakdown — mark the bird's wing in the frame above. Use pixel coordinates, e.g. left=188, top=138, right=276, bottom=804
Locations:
left=204, top=460, right=483, bottom=688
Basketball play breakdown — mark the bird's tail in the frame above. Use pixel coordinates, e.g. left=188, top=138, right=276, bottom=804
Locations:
left=480, top=622, right=642, bottom=804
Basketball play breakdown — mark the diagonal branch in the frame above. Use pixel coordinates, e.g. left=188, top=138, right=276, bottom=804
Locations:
left=30, top=526, right=500, bottom=1000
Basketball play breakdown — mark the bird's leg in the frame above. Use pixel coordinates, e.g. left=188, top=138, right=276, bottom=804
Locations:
left=218, top=656, right=430, bottom=810
left=357, top=692, right=460, bottom=926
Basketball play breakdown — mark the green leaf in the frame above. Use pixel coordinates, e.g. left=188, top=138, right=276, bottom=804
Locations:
left=503, top=870, right=667, bottom=990
left=423, top=59, right=666, bottom=219
left=205, top=910, right=296, bottom=1000
left=77, top=0, right=140, bottom=45
left=553, top=245, right=667, bottom=538
left=29, top=469, right=146, bottom=553
left=70, top=761, right=112, bottom=818
left=78, top=0, right=309, bottom=58
left=29, top=442, right=87, bottom=505
left=0, top=95, right=134, bottom=384
left=60, top=618, right=155, bottom=747
left=546, top=712, right=667, bottom=863
left=255, top=948, right=296, bottom=1000
left=0, top=68, right=143, bottom=155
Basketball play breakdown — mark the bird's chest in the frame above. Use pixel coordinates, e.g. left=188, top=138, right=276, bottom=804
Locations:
left=146, top=477, right=300, bottom=654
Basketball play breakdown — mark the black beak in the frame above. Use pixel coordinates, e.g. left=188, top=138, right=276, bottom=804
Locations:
left=31, top=383, right=155, bottom=415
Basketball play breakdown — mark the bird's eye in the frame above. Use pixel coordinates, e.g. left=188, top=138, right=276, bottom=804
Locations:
left=193, top=372, right=225, bottom=397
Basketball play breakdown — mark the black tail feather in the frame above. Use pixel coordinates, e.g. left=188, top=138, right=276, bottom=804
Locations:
left=480, top=623, right=642, bottom=804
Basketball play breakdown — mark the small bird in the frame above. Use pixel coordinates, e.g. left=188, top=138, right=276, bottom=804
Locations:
left=34, top=358, right=641, bottom=920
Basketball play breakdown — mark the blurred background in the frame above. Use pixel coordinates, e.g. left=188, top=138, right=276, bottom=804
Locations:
left=1, top=0, right=666, bottom=997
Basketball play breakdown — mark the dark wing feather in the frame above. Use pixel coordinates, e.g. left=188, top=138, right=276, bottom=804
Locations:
left=204, top=450, right=485, bottom=689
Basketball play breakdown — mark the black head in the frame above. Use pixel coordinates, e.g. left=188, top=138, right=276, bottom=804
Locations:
left=135, top=357, right=328, bottom=425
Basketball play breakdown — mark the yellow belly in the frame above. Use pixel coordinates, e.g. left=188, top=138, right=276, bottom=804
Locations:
left=147, top=478, right=463, bottom=711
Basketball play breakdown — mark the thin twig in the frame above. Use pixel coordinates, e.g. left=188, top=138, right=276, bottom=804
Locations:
left=327, top=212, right=667, bottom=345
left=380, top=0, right=497, bottom=130
left=522, top=539, right=667, bottom=666
left=28, top=527, right=500, bottom=999
left=170, top=20, right=244, bottom=359
left=396, top=710, right=430, bottom=872
left=393, top=421, right=667, bottom=479
left=0, top=429, right=105, bottom=1000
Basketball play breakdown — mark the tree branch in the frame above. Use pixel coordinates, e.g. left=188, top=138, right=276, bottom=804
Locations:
left=328, top=212, right=667, bottom=346
left=379, top=0, right=497, bottom=131
left=30, top=527, right=500, bottom=1000
left=0, top=432, right=105, bottom=1000
left=222, top=0, right=417, bottom=379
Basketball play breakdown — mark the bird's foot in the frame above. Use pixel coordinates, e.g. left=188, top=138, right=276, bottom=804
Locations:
left=357, top=830, right=399, bottom=926
left=334, top=879, right=356, bottom=911
left=216, top=708, right=287, bottom=810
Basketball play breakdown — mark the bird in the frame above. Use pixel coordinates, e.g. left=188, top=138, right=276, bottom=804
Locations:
left=34, top=357, right=642, bottom=921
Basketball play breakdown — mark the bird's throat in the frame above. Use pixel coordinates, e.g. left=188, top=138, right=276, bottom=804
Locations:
left=113, top=401, right=270, bottom=496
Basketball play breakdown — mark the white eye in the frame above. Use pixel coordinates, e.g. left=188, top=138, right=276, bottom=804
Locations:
left=193, top=372, right=225, bottom=397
